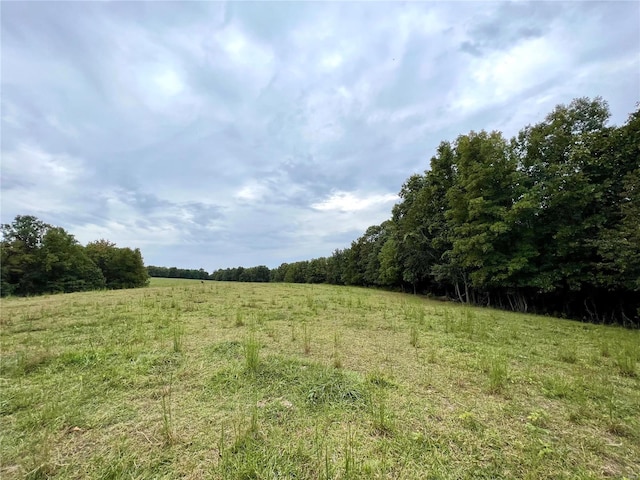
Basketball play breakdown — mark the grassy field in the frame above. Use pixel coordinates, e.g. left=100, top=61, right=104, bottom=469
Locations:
left=1, top=278, right=639, bottom=479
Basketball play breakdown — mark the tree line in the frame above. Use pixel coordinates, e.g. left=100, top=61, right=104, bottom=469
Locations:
left=147, top=265, right=272, bottom=283
left=147, top=265, right=210, bottom=280
left=198, top=98, right=638, bottom=326
left=1, top=215, right=149, bottom=296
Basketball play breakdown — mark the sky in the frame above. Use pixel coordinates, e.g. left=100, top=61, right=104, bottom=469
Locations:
left=2, top=1, right=639, bottom=270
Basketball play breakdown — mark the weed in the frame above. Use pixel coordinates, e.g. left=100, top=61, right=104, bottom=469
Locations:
left=160, top=375, right=174, bottom=444
left=172, top=321, right=184, bottom=353
left=614, top=347, right=637, bottom=377
left=332, top=332, right=343, bottom=369
left=485, top=355, right=508, bottom=393
left=323, top=445, right=333, bottom=480
left=344, top=424, right=356, bottom=478
left=370, top=389, right=395, bottom=436
left=249, top=400, right=259, bottom=437
left=217, top=424, right=227, bottom=467
left=306, top=295, right=314, bottom=309
left=526, top=409, right=548, bottom=428
left=567, top=404, right=590, bottom=424
left=366, top=369, right=394, bottom=388
left=235, top=310, right=245, bottom=327
left=303, top=323, right=311, bottom=354
left=305, top=369, right=365, bottom=407
left=444, top=309, right=452, bottom=332
left=607, top=421, right=632, bottom=438
left=558, top=345, right=578, bottom=364
left=409, top=324, right=419, bottom=348
left=460, top=308, right=475, bottom=336
left=244, top=330, right=260, bottom=373
left=542, top=374, right=573, bottom=399
left=290, top=323, right=296, bottom=342
left=459, top=411, right=483, bottom=431
left=23, top=433, right=54, bottom=480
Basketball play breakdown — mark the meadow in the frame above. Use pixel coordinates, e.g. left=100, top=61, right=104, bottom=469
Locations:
left=1, top=278, right=639, bottom=479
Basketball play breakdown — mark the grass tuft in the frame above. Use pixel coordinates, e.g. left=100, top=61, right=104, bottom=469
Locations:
left=302, top=323, right=311, bottom=354
left=172, top=321, right=184, bottom=353
left=614, top=347, right=637, bottom=377
left=558, top=345, right=578, bottom=364
left=332, top=332, right=343, bottom=369
left=160, top=375, right=174, bottom=445
left=235, top=309, right=245, bottom=327
left=484, top=355, right=508, bottom=393
left=244, top=330, right=260, bottom=373
left=305, top=369, right=365, bottom=407
left=370, top=389, right=395, bottom=436
left=409, top=324, right=419, bottom=348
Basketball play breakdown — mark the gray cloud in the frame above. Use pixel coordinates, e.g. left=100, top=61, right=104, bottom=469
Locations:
left=2, top=1, right=638, bottom=270
left=459, top=2, right=555, bottom=57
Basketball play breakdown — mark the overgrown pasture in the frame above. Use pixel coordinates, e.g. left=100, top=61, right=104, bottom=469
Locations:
left=1, top=279, right=639, bottom=479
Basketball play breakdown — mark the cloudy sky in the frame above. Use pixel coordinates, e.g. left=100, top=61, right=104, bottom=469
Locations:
left=2, top=1, right=639, bottom=270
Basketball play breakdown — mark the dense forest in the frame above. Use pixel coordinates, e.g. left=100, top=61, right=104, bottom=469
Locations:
left=162, top=98, right=637, bottom=326
left=1, top=215, right=148, bottom=296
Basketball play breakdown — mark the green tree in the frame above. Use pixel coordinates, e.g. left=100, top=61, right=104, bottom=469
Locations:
left=514, top=97, right=612, bottom=294
left=1, top=216, right=106, bottom=295
left=1, top=215, right=51, bottom=295
left=594, top=108, right=640, bottom=295
left=86, top=240, right=148, bottom=289
left=377, top=236, right=401, bottom=287
left=326, top=249, right=347, bottom=285
left=445, top=131, right=517, bottom=302
left=391, top=141, right=456, bottom=295
left=41, top=227, right=105, bottom=292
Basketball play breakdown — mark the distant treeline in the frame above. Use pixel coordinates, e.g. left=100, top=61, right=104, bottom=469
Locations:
left=147, top=265, right=271, bottom=282
left=177, top=98, right=638, bottom=326
left=1, top=215, right=149, bottom=296
left=147, top=265, right=210, bottom=280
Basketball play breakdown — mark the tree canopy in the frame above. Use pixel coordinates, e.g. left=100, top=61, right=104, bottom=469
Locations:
left=1, top=216, right=148, bottom=296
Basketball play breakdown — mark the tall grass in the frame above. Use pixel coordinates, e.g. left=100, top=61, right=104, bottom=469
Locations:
left=160, top=374, right=174, bottom=444
left=303, top=322, right=311, bottom=354
left=482, top=354, right=509, bottom=393
left=244, top=329, right=260, bottom=373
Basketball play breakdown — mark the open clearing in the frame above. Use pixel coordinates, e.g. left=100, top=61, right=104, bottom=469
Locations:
left=1, top=278, right=639, bottom=479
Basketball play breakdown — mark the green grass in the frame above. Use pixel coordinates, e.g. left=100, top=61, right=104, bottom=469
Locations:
left=1, top=277, right=639, bottom=479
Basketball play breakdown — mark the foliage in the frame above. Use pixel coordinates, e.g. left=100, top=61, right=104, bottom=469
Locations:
left=86, top=240, right=148, bottom=289
left=1, top=215, right=147, bottom=296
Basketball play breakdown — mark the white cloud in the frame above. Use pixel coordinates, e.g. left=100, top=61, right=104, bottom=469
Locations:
left=2, top=143, right=84, bottom=187
left=235, top=182, right=269, bottom=202
left=73, top=217, right=181, bottom=248
left=153, top=68, right=185, bottom=96
left=311, top=191, right=398, bottom=213
left=320, top=52, right=344, bottom=71
left=214, top=24, right=275, bottom=87
left=453, top=35, right=569, bottom=114
left=0, top=144, right=89, bottom=217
